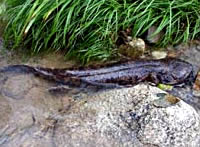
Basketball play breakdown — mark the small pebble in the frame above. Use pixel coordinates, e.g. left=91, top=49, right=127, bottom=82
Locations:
left=152, top=51, right=167, bottom=59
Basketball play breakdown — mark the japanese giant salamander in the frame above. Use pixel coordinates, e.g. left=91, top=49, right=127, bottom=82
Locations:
left=0, top=58, right=196, bottom=89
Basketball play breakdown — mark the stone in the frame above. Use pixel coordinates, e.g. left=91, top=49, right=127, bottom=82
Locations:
left=0, top=74, right=35, bottom=100
left=0, top=95, right=12, bottom=129
left=152, top=50, right=167, bottom=59
left=118, top=38, right=146, bottom=59
left=54, top=84, right=200, bottom=146
left=179, top=43, right=200, bottom=70
left=128, top=38, right=145, bottom=51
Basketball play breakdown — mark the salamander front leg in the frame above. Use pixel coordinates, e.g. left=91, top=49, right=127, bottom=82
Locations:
left=149, top=73, right=160, bottom=85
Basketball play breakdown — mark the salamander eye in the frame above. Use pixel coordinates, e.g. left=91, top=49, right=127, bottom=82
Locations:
left=172, top=69, right=188, bottom=79
left=171, top=62, right=192, bottom=79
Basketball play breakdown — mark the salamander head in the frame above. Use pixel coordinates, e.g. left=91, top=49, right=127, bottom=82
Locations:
left=167, top=59, right=195, bottom=85
left=159, top=59, right=195, bottom=85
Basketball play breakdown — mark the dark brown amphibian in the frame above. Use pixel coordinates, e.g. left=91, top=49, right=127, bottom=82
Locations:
left=0, top=58, right=196, bottom=89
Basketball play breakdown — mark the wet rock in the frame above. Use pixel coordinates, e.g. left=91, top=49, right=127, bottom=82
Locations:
left=152, top=50, right=167, bottom=59
left=153, top=93, right=180, bottom=108
left=0, top=95, right=12, bottom=129
left=54, top=84, right=200, bottom=146
left=178, top=42, right=200, bottom=70
left=0, top=72, right=65, bottom=147
left=118, top=38, right=145, bottom=59
left=12, top=109, right=35, bottom=130
left=117, top=30, right=146, bottom=59
left=128, top=38, right=145, bottom=50
left=0, top=74, right=36, bottom=100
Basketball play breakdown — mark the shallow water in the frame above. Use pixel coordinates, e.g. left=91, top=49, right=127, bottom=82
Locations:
left=0, top=37, right=200, bottom=146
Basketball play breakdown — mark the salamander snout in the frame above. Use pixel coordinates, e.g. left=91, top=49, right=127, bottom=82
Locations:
left=170, top=59, right=194, bottom=84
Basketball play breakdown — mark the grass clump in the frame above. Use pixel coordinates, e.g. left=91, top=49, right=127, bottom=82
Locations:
left=3, top=0, right=200, bottom=63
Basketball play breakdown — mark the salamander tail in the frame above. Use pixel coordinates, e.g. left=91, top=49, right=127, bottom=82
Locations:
left=0, top=65, right=36, bottom=74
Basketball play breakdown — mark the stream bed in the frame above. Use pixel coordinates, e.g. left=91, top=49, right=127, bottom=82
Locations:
left=0, top=38, right=200, bottom=146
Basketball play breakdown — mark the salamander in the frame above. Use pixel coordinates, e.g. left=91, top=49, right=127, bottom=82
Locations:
left=0, top=58, right=196, bottom=89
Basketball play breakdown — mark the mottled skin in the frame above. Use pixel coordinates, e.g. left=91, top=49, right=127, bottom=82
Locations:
left=0, top=58, right=195, bottom=88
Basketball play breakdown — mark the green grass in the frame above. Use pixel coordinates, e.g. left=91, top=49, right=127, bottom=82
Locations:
left=3, top=0, right=200, bottom=63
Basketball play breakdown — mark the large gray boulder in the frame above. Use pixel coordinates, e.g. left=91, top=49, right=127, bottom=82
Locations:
left=55, top=84, right=200, bottom=147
